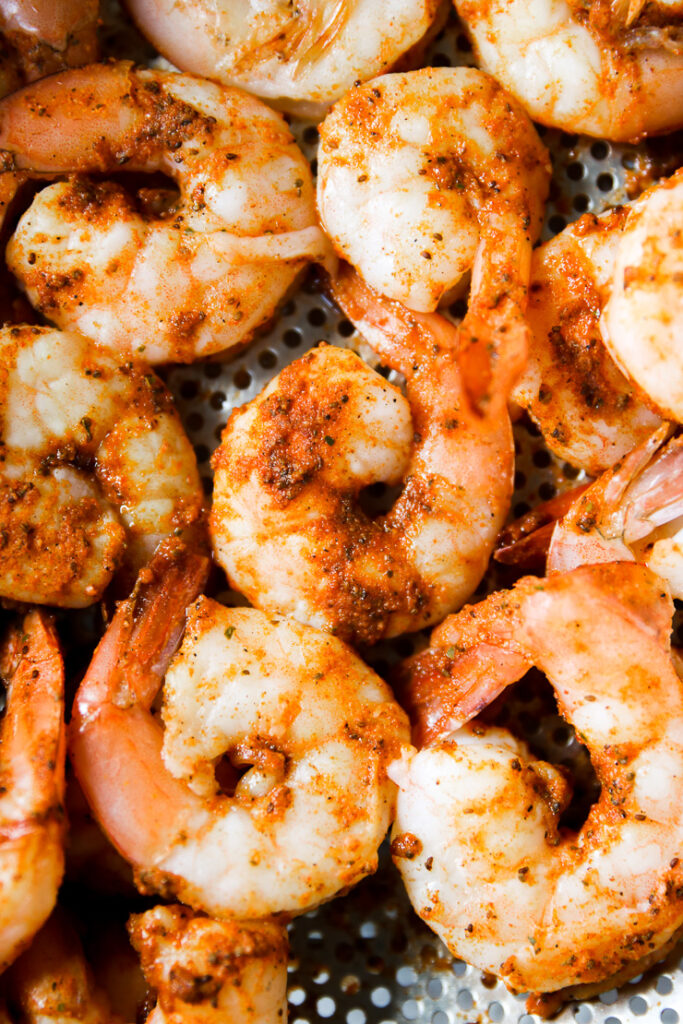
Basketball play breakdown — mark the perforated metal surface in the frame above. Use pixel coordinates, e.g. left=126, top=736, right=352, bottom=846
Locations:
left=112, top=5, right=683, bottom=1021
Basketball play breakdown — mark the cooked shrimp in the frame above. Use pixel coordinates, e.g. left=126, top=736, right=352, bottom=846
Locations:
left=0, top=62, right=326, bottom=364
left=129, top=905, right=289, bottom=1024
left=601, top=167, right=683, bottom=421
left=454, top=0, right=683, bottom=140
left=511, top=205, right=662, bottom=476
left=70, top=540, right=408, bottom=917
left=210, top=265, right=515, bottom=646
left=124, top=0, right=443, bottom=117
left=547, top=424, right=683, bottom=596
left=6, top=909, right=124, bottom=1024
left=390, top=562, right=683, bottom=1009
left=0, top=611, right=65, bottom=973
left=0, top=0, right=98, bottom=97
left=0, top=324, right=203, bottom=608
left=317, top=67, right=550, bottom=314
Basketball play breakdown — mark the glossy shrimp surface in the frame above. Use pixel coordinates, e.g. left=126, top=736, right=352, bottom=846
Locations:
left=1, top=63, right=326, bottom=363
left=210, top=266, right=515, bottom=646
left=124, top=0, right=443, bottom=117
left=0, top=324, right=203, bottom=607
left=0, top=612, right=65, bottom=973
left=317, top=67, right=550, bottom=313
left=455, top=0, right=683, bottom=140
left=70, top=542, right=409, bottom=918
left=601, top=168, right=683, bottom=420
left=129, top=905, right=289, bottom=1024
left=0, top=0, right=98, bottom=97
left=511, top=205, right=662, bottom=476
left=391, top=563, right=683, bottom=1006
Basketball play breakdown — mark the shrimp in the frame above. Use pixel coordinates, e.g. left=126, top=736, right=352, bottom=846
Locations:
left=0, top=324, right=203, bottom=608
left=601, top=167, right=683, bottom=421
left=510, top=204, right=662, bottom=476
left=0, top=610, right=65, bottom=973
left=210, top=264, right=516, bottom=646
left=548, top=424, right=683, bottom=595
left=6, top=909, right=124, bottom=1024
left=69, top=540, right=409, bottom=918
left=317, top=67, right=550, bottom=314
left=390, top=562, right=683, bottom=1010
left=129, top=905, right=289, bottom=1024
left=454, top=0, right=683, bottom=140
left=0, top=62, right=327, bottom=364
left=0, top=0, right=98, bottom=97
left=121, top=0, right=443, bottom=117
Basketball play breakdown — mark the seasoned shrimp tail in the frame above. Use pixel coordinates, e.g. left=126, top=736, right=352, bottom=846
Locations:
left=0, top=610, right=65, bottom=971
left=129, top=905, right=289, bottom=1024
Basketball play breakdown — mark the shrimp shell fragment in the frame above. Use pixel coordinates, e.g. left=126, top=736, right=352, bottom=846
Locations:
left=0, top=62, right=326, bottom=363
left=123, top=0, right=444, bottom=116
left=317, top=67, right=549, bottom=312
left=391, top=563, right=683, bottom=1004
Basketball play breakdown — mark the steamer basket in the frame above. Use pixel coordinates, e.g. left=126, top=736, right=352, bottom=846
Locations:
left=102, top=5, right=683, bottom=1021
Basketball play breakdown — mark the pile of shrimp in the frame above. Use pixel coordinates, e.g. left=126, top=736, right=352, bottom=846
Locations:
left=0, top=0, right=681, bottom=1021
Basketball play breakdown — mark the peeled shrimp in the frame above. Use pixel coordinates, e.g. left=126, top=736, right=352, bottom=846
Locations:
left=70, top=541, right=408, bottom=917
left=210, top=265, right=516, bottom=646
left=0, top=0, right=98, bottom=97
left=0, top=611, right=65, bottom=973
left=0, top=324, right=202, bottom=608
left=601, top=167, right=683, bottom=421
left=0, top=62, right=326, bottom=363
left=454, top=0, right=683, bottom=140
left=391, top=562, right=683, bottom=1009
left=129, top=905, right=289, bottom=1024
left=6, top=909, right=124, bottom=1024
left=317, top=67, right=550, bottom=314
left=123, top=0, right=442, bottom=117
left=511, top=205, right=662, bottom=476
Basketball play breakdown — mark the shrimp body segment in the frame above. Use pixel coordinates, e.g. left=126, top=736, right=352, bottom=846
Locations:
left=211, top=268, right=515, bottom=646
left=317, top=67, right=550, bottom=313
left=129, top=905, right=289, bottom=1024
left=511, top=205, right=662, bottom=476
left=454, top=0, right=683, bottom=140
left=601, top=168, right=683, bottom=421
left=123, top=0, right=442, bottom=116
left=0, top=63, right=326, bottom=363
left=0, top=611, right=65, bottom=973
left=0, top=0, right=98, bottom=97
left=70, top=542, right=409, bottom=918
left=0, top=325, right=203, bottom=607
left=391, top=563, right=683, bottom=1002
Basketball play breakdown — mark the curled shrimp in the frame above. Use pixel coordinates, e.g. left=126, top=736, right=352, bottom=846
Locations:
left=0, top=324, right=203, bottom=608
left=0, top=611, right=65, bottom=973
left=210, top=265, right=516, bottom=646
left=601, top=167, right=683, bottom=421
left=390, top=562, right=683, bottom=1010
left=129, top=905, right=289, bottom=1024
left=511, top=204, right=662, bottom=476
left=70, top=540, right=408, bottom=917
left=123, top=0, right=443, bottom=117
left=317, top=67, right=550, bottom=314
left=454, top=0, right=683, bottom=140
left=0, top=0, right=98, bottom=97
left=0, top=62, right=327, bottom=363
